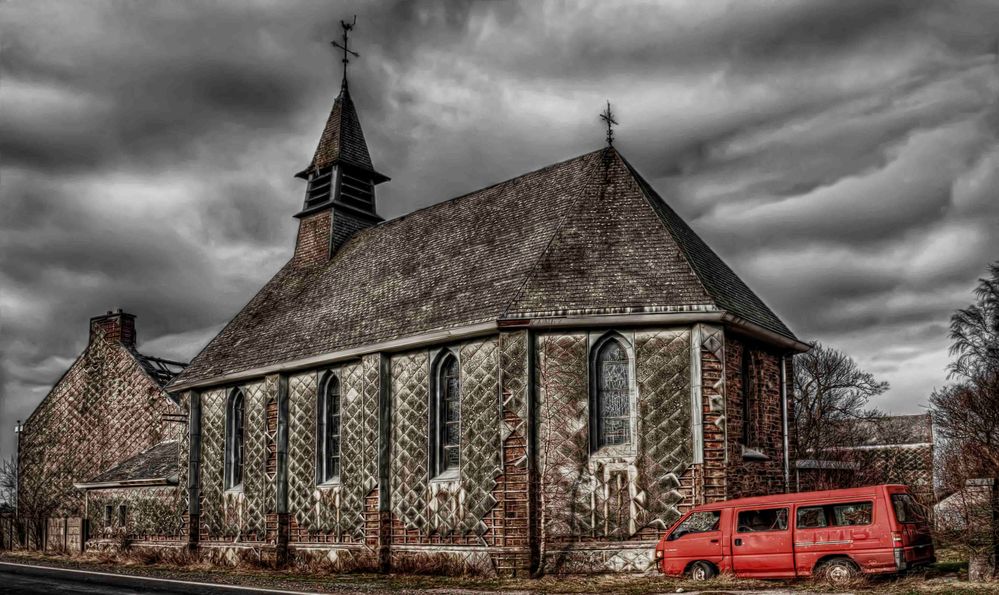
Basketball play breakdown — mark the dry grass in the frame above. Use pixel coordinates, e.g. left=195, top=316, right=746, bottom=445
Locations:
left=2, top=548, right=997, bottom=594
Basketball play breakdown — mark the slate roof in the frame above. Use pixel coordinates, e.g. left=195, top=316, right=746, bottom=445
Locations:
left=82, top=440, right=178, bottom=485
left=299, top=80, right=381, bottom=178
left=172, top=148, right=800, bottom=388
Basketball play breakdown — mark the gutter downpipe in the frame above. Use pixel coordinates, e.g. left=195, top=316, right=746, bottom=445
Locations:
left=781, top=355, right=791, bottom=493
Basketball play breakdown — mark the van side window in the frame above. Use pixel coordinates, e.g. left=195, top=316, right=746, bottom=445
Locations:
left=668, top=511, right=720, bottom=540
left=891, top=494, right=926, bottom=524
left=796, top=506, right=827, bottom=528
left=796, top=501, right=874, bottom=528
left=832, top=501, right=872, bottom=526
left=737, top=508, right=788, bottom=532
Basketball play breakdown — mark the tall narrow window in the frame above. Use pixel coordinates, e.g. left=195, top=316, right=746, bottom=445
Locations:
left=225, top=389, right=245, bottom=490
left=741, top=347, right=754, bottom=446
left=433, top=353, right=460, bottom=477
left=317, top=373, right=341, bottom=483
left=593, top=337, right=632, bottom=449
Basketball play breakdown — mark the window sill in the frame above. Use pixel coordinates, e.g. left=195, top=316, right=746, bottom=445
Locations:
left=317, top=479, right=341, bottom=489
left=429, top=469, right=460, bottom=484
left=741, top=445, right=770, bottom=461
left=224, top=485, right=244, bottom=495
left=590, top=445, right=637, bottom=460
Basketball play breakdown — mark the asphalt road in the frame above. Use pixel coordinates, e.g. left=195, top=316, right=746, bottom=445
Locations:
left=0, top=570, right=151, bottom=594
left=0, top=563, right=324, bottom=595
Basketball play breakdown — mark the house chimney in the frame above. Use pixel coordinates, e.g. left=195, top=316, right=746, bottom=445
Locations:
left=89, top=309, right=137, bottom=348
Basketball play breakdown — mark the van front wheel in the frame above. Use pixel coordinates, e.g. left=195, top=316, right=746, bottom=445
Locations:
left=688, top=561, right=717, bottom=581
left=817, top=558, right=860, bottom=583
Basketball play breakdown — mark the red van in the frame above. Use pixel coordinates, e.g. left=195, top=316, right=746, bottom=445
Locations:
left=655, top=485, right=934, bottom=582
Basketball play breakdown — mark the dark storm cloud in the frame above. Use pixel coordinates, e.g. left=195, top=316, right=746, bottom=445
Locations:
left=2, top=0, right=999, bottom=457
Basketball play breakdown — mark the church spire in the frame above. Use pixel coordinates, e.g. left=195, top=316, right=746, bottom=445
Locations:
left=293, top=17, right=390, bottom=265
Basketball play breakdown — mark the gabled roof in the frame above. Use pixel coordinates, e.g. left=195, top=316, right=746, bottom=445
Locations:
left=623, top=157, right=795, bottom=340
left=78, top=440, right=178, bottom=488
left=298, top=80, right=383, bottom=180
left=171, top=148, right=801, bottom=389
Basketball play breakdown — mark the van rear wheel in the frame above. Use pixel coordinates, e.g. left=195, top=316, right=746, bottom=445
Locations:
left=818, top=557, right=860, bottom=584
left=688, top=561, right=717, bottom=581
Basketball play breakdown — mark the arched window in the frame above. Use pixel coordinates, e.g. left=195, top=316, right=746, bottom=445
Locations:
left=317, top=373, right=341, bottom=483
left=225, top=388, right=245, bottom=490
left=432, top=353, right=460, bottom=477
left=592, top=336, right=632, bottom=449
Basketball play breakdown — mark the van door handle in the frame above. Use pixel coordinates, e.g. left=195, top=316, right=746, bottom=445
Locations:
left=734, top=538, right=743, bottom=546
left=710, top=539, right=719, bottom=544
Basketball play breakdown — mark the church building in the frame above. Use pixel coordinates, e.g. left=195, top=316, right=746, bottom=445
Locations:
left=163, top=28, right=809, bottom=575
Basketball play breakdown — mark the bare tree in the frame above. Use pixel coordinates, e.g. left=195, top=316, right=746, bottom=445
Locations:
left=0, top=457, right=16, bottom=512
left=15, top=446, right=82, bottom=549
left=931, top=261, right=999, bottom=580
left=793, top=342, right=889, bottom=459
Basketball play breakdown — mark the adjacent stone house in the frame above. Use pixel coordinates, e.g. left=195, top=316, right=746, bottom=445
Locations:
left=796, top=413, right=934, bottom=503
left=163, top=65, right=808, bottom=575
left=75, top=440, right=182, bottom=546
left=17, top=311, right=186, bottom=546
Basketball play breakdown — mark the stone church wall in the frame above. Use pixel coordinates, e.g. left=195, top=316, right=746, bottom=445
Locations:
left=723, top=332, right=791, bottom=500
left=198, top=378, right=278, bottom=543
left=386, top=334, right=528, bottom=574
left=181, top=326, right=791, bottom=574
left=535, top=328, right=693, bottom=573
left=286, top=354, right=380, bottom=548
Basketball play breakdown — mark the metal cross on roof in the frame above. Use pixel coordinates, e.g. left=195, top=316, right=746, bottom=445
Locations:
left=331, top=16, right=359, bottom=85
left=600, top=100, right=618, bottom=146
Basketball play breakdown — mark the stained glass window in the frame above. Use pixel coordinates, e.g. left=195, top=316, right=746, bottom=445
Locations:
left=596, top=339, right=631, bottom=448
left=437, top=354, right=460, bottom=474
left=225, top=389, right=244, bottom=489
left=318, top=374, right=341, bottom=483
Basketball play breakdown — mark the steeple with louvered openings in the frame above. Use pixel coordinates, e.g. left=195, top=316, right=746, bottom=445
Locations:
left=293, top=19, right=389, bottom=265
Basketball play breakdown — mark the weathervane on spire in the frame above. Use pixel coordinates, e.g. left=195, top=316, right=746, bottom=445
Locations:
left=331, top=16, right=359, bottom=86
left=600, top=100, right=618, bottom=146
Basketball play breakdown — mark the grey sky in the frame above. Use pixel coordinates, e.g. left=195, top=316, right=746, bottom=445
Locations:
left=2, top=0, right=998, bottom=459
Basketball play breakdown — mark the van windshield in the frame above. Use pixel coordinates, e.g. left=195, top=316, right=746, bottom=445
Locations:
left=668, top=511, right=720, bottom=540
left=891, top=493, right=927, bottom=524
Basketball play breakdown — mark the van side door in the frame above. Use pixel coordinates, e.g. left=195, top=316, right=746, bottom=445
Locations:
left=794, top=500, right=878, bottom=575
left=731, top=506, right=795, bottom=578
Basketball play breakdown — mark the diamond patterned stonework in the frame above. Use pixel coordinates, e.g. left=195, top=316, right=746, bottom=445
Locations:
left=339, top=361, right=369, bottom=539
left=700, top=325, right=726, bottom=417
left=536, top=333, right=592, bottom=540
left=177, top=392, right=190, bottom=514
left=499, top=331, right=529, bottom=425
left=537, top=329, right=694, bottom=555
left=361, top=354, right=380, bottom=495
left=634, top=330, right=691, bottom=531
left=390, top=351, right=430, bottom=531
left=287, top=372, right=318, bottom=530
left=457, top=338, right=501, bottom=535
left=199, top=389, right=226, bottom=538
left=241, top=381, right=269, bottom=539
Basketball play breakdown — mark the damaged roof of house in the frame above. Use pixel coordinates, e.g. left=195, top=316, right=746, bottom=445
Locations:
left=80, top=440, right=179, bottom=486
left=171, top=148, right=800, bottom=388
